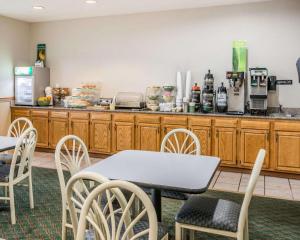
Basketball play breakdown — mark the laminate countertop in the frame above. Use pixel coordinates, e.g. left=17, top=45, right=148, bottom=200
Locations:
left=10, top=104, right=300, bottom=121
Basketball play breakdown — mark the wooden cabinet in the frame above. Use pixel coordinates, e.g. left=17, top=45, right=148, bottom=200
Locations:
left=214, top=119, right=237, bottom=166
left=112, top=114, right=135, bottom=152
left=10, top=106, right=300, bottom=175
left=49, top=111, right=69, bottom=149
left=189, top=117, right=212, bottom=155
left=136, top=115, right=161, bottom=151
left=69, top=112, right=90, bottom=148
left=240, top=120, right=270, bottom=169
left=31, top=110, right=49, bottom=148
left=90, top=113, right=111, bottom=154
left=274, top=122, right=300, bottom=173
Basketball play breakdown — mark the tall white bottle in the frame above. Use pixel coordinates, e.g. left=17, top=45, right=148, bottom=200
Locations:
left=185, top=70, right=192, bottom=101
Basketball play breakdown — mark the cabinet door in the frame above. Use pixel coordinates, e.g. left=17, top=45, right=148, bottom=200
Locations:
left=112, top=122, right=135, bottom=152
left=275, top=131, right=300, bottom=172
left=190, top=126, right=211, bottom=155
left=161, top=124, right=188, bottom=152
left=32, top=117, right=49, bottom=148
left=90, top=121, right=111, bottom=153
left=69, top=119, right=89, bottom=148
left=215, top=127, right=237, bottom=166
left=240, top=129, right=269, bottom=168
left=136, top=123, right=160, bottom=151
left=49, top=119, right=69, bottom=149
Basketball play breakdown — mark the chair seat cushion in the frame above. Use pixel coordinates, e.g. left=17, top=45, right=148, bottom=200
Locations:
left=133, top=220, right=168, bottom=239
left=0, top=154, right=21, bottom=165
left=175, top=196, right=241, bottom=232
left=0, top=164, right=11, bottom=182
left=142, top=187, right=188, bottom=201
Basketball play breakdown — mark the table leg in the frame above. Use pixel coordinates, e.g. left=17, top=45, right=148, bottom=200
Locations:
left=151, top=189, right=162, bottom=222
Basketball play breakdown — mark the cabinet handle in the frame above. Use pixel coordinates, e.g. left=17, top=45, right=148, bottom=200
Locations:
left=216, top=130, right=219, bottom=138
left=276, top=133, right=278, bottom=142
left=208, top=131, right=211, bottom=138
left=158, top=127, right=160, bottom=134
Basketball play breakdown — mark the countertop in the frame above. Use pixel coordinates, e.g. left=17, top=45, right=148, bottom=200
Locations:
left=10, top=104, right=300, bottom=121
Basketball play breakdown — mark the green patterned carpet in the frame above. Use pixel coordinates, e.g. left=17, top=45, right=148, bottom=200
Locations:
left=0, top=167, right=300, bottom=240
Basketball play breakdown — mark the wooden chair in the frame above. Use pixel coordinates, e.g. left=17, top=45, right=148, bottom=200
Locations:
left=0, top=127, right=37, bottom=224
left=160, top=128, right=201, bottom=200
left=73, top=179, right=168, bottom=240
left=0, top=117, right=33, bottom=164
left=55, top=135, right=91, bottom=240
left=175, top=149, right=266, bottom=240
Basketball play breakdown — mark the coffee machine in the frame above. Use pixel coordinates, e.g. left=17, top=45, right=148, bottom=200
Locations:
left=249, top=67, right=268, bottom=115
left=226, top=71, right=246, bottom=115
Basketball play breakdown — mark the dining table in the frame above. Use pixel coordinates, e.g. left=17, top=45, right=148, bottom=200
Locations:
left=0, top=136, right=18, bottom=152
left=80, top=150, right=220, bottom=221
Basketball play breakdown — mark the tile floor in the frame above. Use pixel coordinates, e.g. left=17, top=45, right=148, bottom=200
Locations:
left=33, top=151, right=300, bottom=201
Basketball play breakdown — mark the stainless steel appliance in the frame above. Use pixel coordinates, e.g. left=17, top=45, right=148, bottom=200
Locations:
left=115, top=92, right=145, bottom=109
left=249, top=67, right=268, bottom=115
left=15, top=67, right=50, bottom=106
left=226, top=71, right=246, bottom=115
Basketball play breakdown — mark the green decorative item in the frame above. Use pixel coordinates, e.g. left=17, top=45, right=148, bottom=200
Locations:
left=233, top=40, right=248, bottom=72
left=36, top=43, right=46, bottom=67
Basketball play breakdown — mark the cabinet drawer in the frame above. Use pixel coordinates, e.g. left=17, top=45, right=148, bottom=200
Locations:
left=50, top=111, right=68, bottom=119
left=12, top=108, right=30, bottom=117
left=189, top=117, right=212, bottom=126
left=136, top=114, right=160, bottom=124
left=31, top=110, right=49, bottom=118
left=70, top=111, right=89, bottom=120
left=215, top=118, right=238, bottom=128
left=113, top=113, right=134, bottom=122
left=274, top=121, right=300, bottom=132
left=91, top=112, right=111, bottom=121
left=241, top=120, right=270, bottom=130
left=162, top=116, right=188, bottom=125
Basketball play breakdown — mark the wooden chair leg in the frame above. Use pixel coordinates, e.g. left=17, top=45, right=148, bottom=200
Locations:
left=189, top=230, right=195, bottom=240
left=4, top=186, right=8, bottom=204
left=244, top=218, right=249, bottom=240
left=61, top=209, right=67, bottom=240
left=175, top=222, right=182, bottom=240
left=29, top=173, right=34, bottom=209
left=9, top=184, right=16, bottom=225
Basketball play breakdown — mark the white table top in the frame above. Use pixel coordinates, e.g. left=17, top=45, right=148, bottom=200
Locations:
left=0, top=136, right=18, bottom=152
left=81, top=150, right=220, bottom=194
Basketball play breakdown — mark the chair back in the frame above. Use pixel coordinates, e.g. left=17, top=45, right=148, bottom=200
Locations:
left=55, top=135, right=91, bottom=209
left=8, top=117, right=33, bottom=137
left=238, top=149, right=266, bottom=234
left=75, top=180, right=158, bottom=240
left=9, top=127, right=37, bottom=182
left=161, top=128, right=201, bottom=155
left=66, top=172, right=111, bottom=237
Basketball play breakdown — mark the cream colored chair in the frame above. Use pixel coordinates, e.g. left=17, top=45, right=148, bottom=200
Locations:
left=0, top=127, right=37, bottom=224
left=175, top=149, right=266, bottom=240
left=66, top=172, right=110, bottom=238
left=0, top=117, right=33, bottom=164
left=160, top=128, right=201, bottom=201
left=55, top=135, right=91, bottom=240
left=73, top=179, right=168, bottom=240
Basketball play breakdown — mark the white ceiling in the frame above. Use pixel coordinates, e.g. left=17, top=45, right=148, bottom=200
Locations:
left=0, top=0, right=272, bottom=23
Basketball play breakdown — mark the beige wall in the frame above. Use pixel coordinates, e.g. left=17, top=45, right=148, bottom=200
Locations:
left=0, top=15, right=30, bottom=98
left=0, top=16, right=30, bottom=130
left=30, top=0, right=300, bottom=107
